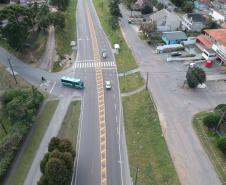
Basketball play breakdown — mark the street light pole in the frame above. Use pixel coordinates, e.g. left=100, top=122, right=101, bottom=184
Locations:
left=8, top=57, right=18, bottom=84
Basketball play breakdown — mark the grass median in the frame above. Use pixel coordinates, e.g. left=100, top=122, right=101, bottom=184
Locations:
left=93, top=0, right=137, bottom=73
left=193, top=112, right=226, bottom=183
left=123, top=90, right=180, bottom=185
left=58, top=101, right=81, bottom=148
left=8, top=100, right=59, bottom=185
left=119, top=72, right=144, bottom=93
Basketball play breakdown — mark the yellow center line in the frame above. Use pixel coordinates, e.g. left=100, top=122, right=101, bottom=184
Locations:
left=85, top=2, right=108, bottom=185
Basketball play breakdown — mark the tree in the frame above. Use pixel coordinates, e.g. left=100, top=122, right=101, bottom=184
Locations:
left=217, top=137, right=226, bottom=154
left=48, top=137, right=61, bottom=152
left=203, top=112, right=220, bottom=129
left=40, top=153, right=50, bottom=174
left=140, top=22, right=156, bottom=36
left=141, top=5, right=153, bottom=15
left=171, top=0, right=184, bottom=7
left=182, top=1, right=193, bottom=13
left=205, top=19, right=220, bottom=29
left=186, top=66, right=206, bottom=88
left=45, top=158, right=68, bottom=185
left=50, top=0, right=69, bottom=11
left=48, top=12, right=65, bottom=29
left=109, top=0, right=122, bottom=18
left=58, top=139, right=73, bottom=153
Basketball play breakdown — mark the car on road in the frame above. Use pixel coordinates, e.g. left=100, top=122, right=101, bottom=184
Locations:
left=170, top=52, right=182, bottom=57
left=102, top=49, right=107, bottom=59
left=105, top=81, right=111, bottom=89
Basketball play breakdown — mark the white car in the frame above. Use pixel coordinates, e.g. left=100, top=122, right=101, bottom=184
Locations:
left=102, top=49, right=107, bottom=59
left=105, top=81, right=111, bottom=89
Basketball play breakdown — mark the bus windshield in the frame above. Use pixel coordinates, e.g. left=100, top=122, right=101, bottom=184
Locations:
left=60, top=76, right=84, bottom=89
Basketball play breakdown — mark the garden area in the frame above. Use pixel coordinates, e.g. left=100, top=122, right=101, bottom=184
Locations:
left=193, top=104, right=226, bottom=183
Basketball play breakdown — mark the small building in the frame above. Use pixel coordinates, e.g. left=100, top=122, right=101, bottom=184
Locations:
left=148, top=9, right=181, bottom=31
left=162, top=31, right=187, bottom=45
left=182, top=13, right=207, bottom=32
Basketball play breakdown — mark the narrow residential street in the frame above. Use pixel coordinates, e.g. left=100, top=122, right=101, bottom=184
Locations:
left=120, top=5, right=225, bottom=185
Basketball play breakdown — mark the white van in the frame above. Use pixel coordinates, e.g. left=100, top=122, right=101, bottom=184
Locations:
left=202, top=48, right=217, bottom=60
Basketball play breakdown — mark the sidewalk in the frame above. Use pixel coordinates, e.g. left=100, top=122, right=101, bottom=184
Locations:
left=23, top=95, right=72, bottom=185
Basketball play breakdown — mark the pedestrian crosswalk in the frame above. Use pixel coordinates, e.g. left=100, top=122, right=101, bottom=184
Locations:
left=73, top=61, right=116, bottom=69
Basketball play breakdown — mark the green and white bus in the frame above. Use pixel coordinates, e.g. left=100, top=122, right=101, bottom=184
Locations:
left=60, top=76, right=84, bottom=89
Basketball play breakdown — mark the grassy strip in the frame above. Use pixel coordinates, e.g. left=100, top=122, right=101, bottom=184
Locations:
left=56, top=0, right=77, bottom=56
left=123, top=90, right=180, bottom=185
left=0, top=64, right=29, bottom=91
left=119, top=72, right=144, bottom=93
left=93, top=0, right=137, bottom=73
left=193, top=112, right=226, bottom=183
left=58, top=101, right=81, bottom=148
left=8, top=100, right=59, bottom=185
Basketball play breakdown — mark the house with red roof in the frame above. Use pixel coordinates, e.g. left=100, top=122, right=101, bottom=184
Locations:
left=197, top=29, right=226, bottom=63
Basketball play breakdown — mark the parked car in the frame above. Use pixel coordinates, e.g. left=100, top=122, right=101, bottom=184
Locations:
left=105, top=81, right=111, bottom=89
left=171, top=52, right=182, bottom=57
left=102, top=49, right=107, bottom=58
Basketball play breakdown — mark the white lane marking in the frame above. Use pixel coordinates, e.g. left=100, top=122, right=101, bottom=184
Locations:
left=113, top=94, right=116, bottom=99
left=116, top=115, right=118, bottom=122
left=49, top=81, right=56, bottom=94
left=74, top=100, right=85, bottom=185
left=114, top=104, right=117, bottom=110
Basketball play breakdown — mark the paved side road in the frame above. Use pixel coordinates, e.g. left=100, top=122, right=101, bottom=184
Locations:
left=120, top=4, right=224, bottom=185
left=24, top=95, right=72, bottom=185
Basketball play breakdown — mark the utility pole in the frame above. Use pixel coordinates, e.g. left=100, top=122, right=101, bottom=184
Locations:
left=134, top=166, right=139, bottom=185
left=146, top=72, right=149, bottom=90
left=8, top=57, right=18, bottom=84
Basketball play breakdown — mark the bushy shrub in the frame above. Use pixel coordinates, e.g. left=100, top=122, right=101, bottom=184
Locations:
left=217, top=137, right=226, bottom=154
left=215, top=104, right=226, bottom=114
left=39, top=138, right=75, bottom=185
left=203, top=112, right=220, bottom=129
left=0, top=132, right=23, bottom=181
left=141, top=5, right=153, bottom=15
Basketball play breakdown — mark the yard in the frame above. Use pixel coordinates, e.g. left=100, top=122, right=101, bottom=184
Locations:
left=123, top=90, right=180, bottom=185
left=193, top=112, right=226, bottom=183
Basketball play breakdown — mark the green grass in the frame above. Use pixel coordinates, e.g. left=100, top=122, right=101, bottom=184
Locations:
left=56, top=0, right=77, bottom=56
left=8, top=100, right=59, bottom=185
left=58, top=101, right=81, bottom=148
left=119, top=72, right=144, bottom=93
left=123, top=90, right=180, bottom=185
left=193, top=112, right=226, bottom=183
left=0, top=64, right=29, bottom=90
left=93, top=0, right=138, bottom=73
left=52, top=60, right=63, bottom=72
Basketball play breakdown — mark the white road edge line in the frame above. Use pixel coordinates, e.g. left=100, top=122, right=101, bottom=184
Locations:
left=73, top=99, right=85, bottom=185
left=49, top=81, right=56, bottom=94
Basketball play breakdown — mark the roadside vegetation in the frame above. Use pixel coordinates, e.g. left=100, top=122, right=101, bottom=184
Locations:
left=119, top=72, right=144, bottom=93
left=123, top=90, right=180, bottom=185
left=0, top=4, right=64, bottom=62
left=7, top=99, right=59, bottom=185
left=0, top=64, right=29, bottom=89
left=58, top=101, right=81, bottom=147
left=55, top=0, right=77, bottom=57
left=93, top=0, right=138, bottom=73
left=38, top=137, right=75, bottom=185
left=0, top=88, right=44, bottom=183
left=193, top=104, right=226, bottom=183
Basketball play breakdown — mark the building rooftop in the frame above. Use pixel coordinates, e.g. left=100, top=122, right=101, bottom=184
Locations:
left=204, top=29, right=226, bottom=47
left=162, top=31, right=187, bottom=40
left=186, top=13, right=206, bottom=23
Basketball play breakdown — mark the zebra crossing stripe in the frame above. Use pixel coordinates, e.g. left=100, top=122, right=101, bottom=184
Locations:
left=74, top=62, right=116, bottom=69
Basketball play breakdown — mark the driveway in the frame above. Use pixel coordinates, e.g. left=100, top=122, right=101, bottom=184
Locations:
left=120, top=4, right=225, bottom=185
